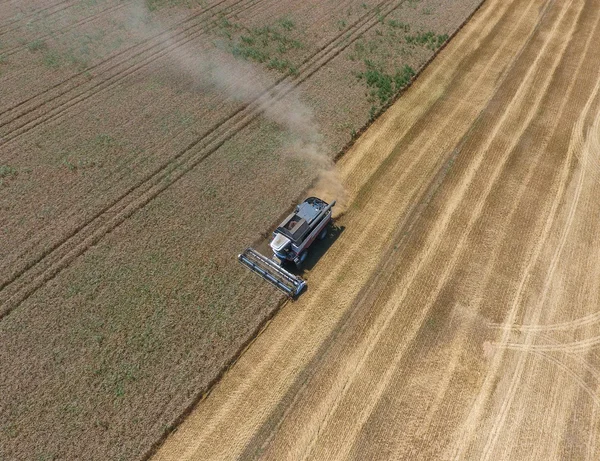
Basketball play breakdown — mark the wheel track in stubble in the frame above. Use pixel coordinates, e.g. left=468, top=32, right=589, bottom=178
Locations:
left=451, top=2, right=600, bottom=457
left=498, top=332, right=600, bottom=399
left=492, top=331, right=600, bottom=459
left=0, top=0, right=408, bottom=321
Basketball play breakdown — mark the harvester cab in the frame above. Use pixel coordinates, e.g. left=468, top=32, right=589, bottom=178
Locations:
left=238, top=197, right=336, bottom=297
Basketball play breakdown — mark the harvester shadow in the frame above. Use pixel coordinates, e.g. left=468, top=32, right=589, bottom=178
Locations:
left=290, top=223, right=345, bottom=276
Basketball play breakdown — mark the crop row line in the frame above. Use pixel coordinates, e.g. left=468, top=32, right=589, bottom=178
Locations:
left=0, top=0, right=264, bottom=144
left=0, top=0, right=265, bottom=288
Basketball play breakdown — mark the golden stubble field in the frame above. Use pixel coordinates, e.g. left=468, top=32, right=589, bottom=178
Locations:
left=154, top=0, right=600, bottom=459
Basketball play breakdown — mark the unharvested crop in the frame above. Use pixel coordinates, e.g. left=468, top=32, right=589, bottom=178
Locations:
left=357, top=59, right=415, bottom=104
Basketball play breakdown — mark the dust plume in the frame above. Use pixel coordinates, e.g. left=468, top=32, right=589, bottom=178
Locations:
left=127, top=0, right=347, bottom=214
left=258, top=88, right=348, bottom=216
left=190, top=53, right=348, bottom=215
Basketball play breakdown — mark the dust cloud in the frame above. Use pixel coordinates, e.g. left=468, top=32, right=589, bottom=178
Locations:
left=196, top=55, right=348, bottom=214
left=127, top=0, right=347, bottom=213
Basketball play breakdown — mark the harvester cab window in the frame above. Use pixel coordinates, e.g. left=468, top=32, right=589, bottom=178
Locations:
left=285, top=216, right=301, bottom=231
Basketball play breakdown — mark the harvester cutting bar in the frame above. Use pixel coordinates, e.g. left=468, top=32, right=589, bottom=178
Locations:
left=238, top=248, right=306, bottom=297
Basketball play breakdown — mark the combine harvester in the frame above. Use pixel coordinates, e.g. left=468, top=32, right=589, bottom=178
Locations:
left=239, top=197, right=336, bottom=297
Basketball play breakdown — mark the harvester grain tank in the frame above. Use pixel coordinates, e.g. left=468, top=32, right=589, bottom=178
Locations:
left=238, top=197, right=336, bottom=297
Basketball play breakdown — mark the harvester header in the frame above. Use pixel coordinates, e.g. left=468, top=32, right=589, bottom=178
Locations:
left=238, top=197, right=336, bottom=297
left=238, top=248, right=306, bottom=297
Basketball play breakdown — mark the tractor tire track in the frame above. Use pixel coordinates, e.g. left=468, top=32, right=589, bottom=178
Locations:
left=501, top=336, right=600, bottom=353
left=0, top=0, right=134, bottom=58
left=0, top=0, right=71, bottom=37
left=454, top=4, right=600, bottom=457
left=531, top=350, right=600, bottom=408
left=0, top=0, right=259, bottom=131
left=0, top=0, right=249, bottom=118
left=0, top=0, right=400, bottom=274
left=0, top=0, right=390, bottom=144
left=497, top=333, right=600, bottom=385
left=0, top=0, right=391, bottom=283
left=0, top=0, right=407, bottom=319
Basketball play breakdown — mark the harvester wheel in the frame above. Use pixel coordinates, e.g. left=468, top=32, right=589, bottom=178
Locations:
left=318, top=228, right=328, bottom=240
left=295, top=251, right=308, bottom=269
